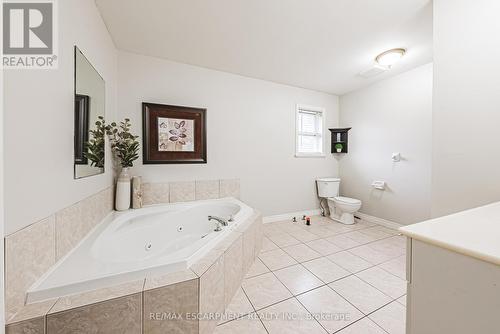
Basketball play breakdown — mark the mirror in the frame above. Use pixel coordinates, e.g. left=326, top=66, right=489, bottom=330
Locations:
left=74, top=46, right=105, bottom=179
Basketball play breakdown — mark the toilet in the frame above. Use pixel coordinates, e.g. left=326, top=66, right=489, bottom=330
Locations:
left=316, top=178, right=362, bottom=225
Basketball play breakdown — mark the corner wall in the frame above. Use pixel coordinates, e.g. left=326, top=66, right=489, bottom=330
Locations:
left=117, top=51, right=340, bottom=217
left=1, top=1, right=5, bottom=325
left=431, top=0, right=500, bottom=217
left=3, top=0, right=117, bottom=235
left=339, top=63, right=433, bottom=225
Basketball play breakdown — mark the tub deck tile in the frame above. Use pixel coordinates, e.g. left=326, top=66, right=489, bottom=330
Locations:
left=215, top=231, right=243, bottom=253
left=144, top=279, right=199, bottom=334
left=47, top=293, right=142, bottom=334
left=191, top=249, right=225, bottom=277
left=199, top=255, right=225, bottom=334
left=49, top=279, right=145, bottom=314
left=5, top=198, right=264, bottom=334
left=144, top=269, right=198, bottom=291
left=6, top=298, right=58, bottom=326
left=224, top=236, right=244, bottom=307
left=5, top=317, right=45, bottom=334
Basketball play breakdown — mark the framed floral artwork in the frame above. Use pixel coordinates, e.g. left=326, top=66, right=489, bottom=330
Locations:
left=142, top=103, right=207, bottom=164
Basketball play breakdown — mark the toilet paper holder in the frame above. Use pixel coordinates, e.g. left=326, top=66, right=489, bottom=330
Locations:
left=372, top=181, right=386, bottom=190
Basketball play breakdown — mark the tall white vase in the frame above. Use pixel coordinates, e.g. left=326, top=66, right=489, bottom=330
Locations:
left=115, top=167, right=131, bottom=211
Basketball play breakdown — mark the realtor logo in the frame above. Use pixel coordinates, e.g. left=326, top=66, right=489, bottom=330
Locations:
left=2, top=0, right=58, bottom=69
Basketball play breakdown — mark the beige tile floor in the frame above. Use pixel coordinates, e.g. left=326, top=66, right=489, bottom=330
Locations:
left=214, top=216, right=407, bottom=334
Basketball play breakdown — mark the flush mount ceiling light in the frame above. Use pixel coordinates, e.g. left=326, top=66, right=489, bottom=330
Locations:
left=375, top=48, right=406, bottom=67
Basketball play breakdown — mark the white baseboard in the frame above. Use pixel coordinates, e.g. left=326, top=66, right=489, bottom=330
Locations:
left=263, top=209, right=322, bottom=224
left=356, top=212, right=403, bottom=230
left=263, top=209, right=403, bottom=230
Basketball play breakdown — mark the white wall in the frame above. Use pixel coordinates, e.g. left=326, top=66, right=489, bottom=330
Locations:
left=1, top=1, right=5, bottom=326
left=431, top=0, right=500, bottom=217
left=118, top=51, right=339, bottom=217
left=339, top=63, right=433, bottom=225
left=3, top=0, right=117, bottom=235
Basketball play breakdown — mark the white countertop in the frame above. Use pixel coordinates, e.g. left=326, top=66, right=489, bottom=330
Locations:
left=399, top=202, right=500, bottom=266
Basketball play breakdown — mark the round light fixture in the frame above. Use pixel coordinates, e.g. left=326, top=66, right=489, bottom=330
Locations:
left=375, top=48, right=406, bottom=67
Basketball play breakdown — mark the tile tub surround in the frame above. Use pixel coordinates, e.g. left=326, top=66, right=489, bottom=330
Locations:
left=212, top=215, right=407, bottom=334
left=142, top=178, right=240, bottom=205
left=5, top=210, right=263, bottom=334
left=5, top=178, right=237, bottom=323
left=4, top=187, right=114, bottom=323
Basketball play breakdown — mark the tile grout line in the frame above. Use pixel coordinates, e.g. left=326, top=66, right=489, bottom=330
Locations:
left=244, top=252, right=298, bottom=316
left=250, top=218, right=406, bottom=332
left=241, top=255, right=272, bottom=333
left=292, top=293, right=333, bottom=334
left=362, top=298, right=404, bottom=333
left=252, top=246, right=363, bottom=328
left=256, top=253, right=404, bottom=284
left=324, top=278, right=406, bottom=334
left=331, top=315, right=391, bottom=334
left=300, top=258, right=407, bottom=307
left=263, top=224, right=402, bottom=254
left=240, top=275, right=270, bottom=333
left=216, top=287, right=262, bottom=327
left=320, top=256, right=407, bottom=312
left=256, top=228, right=406, bottom=285
left=281, top=224, right=404, bottom=289
left=354, top=269, right=407, bottom=300
left=282, top=267, right=367, bottom=334
left=373, top=257, right=407, bottom=280
left=239, top=283, right=401, bottom=330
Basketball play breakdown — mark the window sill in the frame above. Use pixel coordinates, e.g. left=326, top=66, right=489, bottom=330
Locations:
left=295, top=153, right=326, bottom=158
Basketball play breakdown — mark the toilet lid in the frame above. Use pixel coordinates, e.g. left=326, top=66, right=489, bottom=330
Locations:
left=333, top=196, right=361, bottom=205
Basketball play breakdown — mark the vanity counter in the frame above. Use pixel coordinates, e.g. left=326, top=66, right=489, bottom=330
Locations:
left=401, top=202, right=500, bottom=334
left=399, top=201, right=500, bottom=266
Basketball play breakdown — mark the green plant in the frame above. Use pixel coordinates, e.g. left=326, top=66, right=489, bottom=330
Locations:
left=84, top=116, right=106, bottom=168
left=335, top=143, right=344, bottom=151
left=105, top=118, right=140, bottom=168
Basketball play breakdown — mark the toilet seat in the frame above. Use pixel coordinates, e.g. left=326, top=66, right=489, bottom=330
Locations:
left=331, top=196, right=361, bottom=206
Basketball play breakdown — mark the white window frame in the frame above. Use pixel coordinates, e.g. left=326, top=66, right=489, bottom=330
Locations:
left=295, top=104, right=326, bottom=158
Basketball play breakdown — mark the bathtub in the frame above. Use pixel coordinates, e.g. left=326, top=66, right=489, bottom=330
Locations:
left=27, top=198, right=254, bottom=303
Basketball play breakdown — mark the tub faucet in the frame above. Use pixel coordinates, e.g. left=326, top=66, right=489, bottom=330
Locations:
left=208, top=216, right=228, bottom=231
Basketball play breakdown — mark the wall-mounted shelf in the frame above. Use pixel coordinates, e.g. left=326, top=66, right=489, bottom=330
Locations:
left=329, top=128, right=351, bottom=153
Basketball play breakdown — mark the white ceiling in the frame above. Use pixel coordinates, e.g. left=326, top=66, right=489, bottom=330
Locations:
left=95, top=0, right=432, bottom=95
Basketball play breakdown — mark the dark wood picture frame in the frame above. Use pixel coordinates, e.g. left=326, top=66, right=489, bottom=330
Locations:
left=142, top=102, right=207, bottom=164
left=74, top=94, right=90, bottom=165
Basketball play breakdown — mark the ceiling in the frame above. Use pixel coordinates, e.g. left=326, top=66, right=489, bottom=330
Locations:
left=95, top=0, right=433, bottom=95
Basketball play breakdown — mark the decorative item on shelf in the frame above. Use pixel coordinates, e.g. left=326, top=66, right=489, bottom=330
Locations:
left=105, top=118, right=140, bottom=211
left=329, top=128, right=351, bottom=154
left=115, top=168, right=131, bottom=211
left=83, top=115, right=106, bottom=171
left=334, top=143, right=343, bottom=153
left=132, top=176, right=143, bottom=209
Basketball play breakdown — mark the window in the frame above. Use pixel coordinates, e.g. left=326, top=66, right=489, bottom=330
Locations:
left=296, top=105, right=325, bottom=157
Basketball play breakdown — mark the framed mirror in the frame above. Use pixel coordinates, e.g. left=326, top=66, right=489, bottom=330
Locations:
left=74, top=46, right=105, bottom=179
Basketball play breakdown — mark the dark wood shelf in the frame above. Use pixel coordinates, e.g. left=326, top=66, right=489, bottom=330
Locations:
left=329, top=128, right=351, bottom=153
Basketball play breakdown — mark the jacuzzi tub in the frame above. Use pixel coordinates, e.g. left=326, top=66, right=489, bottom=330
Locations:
left=27, top=198, right=254, bottom=303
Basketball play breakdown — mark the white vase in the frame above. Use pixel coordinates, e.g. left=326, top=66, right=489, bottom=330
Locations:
left=115, top=167, right=131, bottom=211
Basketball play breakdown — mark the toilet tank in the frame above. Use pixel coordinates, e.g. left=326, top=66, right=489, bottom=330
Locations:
left=316, top=178, right=340, bottom=198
